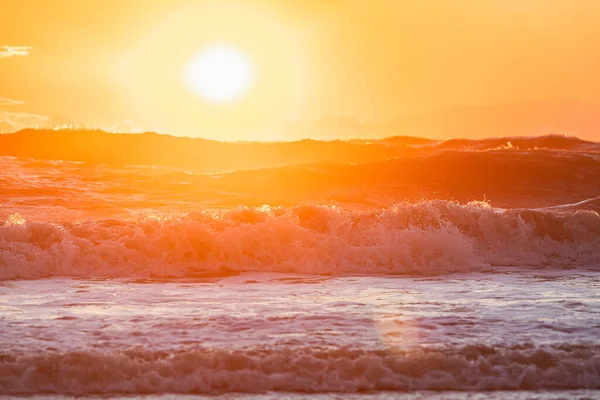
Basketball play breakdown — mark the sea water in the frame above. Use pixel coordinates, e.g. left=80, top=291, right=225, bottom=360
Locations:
left=1, top=136, right=600, bottom=398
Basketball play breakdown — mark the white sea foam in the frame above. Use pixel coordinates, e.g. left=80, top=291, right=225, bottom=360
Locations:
left=1, top=201, right=599, bottom=280
left=1, top=345, right=599, bottom=394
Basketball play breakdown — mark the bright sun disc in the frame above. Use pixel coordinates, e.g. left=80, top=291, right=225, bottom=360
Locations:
left=185, top=44, right=254, bottom=104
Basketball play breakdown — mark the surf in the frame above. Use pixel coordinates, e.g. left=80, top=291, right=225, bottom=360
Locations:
left=2, top=201, right=599, bottom=281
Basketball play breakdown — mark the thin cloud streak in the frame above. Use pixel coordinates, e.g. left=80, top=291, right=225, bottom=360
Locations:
left=0, top=111, right=49, bottom=131
left=0, top=98, right=26, bottom=106
left=0, top=46, right=33, bottom=58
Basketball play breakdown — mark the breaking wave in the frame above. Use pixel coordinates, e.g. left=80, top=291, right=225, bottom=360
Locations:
left=1, top=344, right=599, bottom=394
left=433, top=133, right=600, bottom=152
left=2, top=201, right=600, bottom=280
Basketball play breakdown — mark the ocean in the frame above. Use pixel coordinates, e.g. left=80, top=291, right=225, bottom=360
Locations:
left=0, top=132, right=599, bottom=398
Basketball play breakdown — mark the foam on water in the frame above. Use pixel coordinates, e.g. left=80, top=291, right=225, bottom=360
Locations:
left=1, top=272, right=599, bottom=396
left=1, top=201, right=600, bottom=280
left=1, top=345, right=599, bottom=394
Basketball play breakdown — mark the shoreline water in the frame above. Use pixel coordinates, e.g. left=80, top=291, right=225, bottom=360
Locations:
left=2, top=272, right=599, bottom=395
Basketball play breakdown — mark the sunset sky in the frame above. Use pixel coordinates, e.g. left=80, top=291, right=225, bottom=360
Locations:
left=2, top=0, right=600, bottom=140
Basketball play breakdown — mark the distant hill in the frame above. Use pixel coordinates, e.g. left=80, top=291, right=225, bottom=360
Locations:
left=285, top=98, right=600, bottom=140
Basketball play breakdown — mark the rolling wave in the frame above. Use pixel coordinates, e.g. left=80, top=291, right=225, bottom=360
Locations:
left=433, top=133, right=600, bottom=152
left=2, top=143, right=600, bottom=218
left=2, top=201, right=599, bottom=280
left=1, top=130, right=599, bottom=173
left=1, top=344, right=598, bottom=394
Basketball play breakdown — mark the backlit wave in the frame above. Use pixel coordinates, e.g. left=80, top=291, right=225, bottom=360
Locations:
left=2, top=201, right=599, bottom=280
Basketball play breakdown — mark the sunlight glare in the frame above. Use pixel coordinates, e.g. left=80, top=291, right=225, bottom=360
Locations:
left=185, top=44, right=254, bottom=104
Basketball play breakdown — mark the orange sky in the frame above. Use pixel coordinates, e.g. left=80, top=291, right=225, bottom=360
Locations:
left=2, top=0, right=600, bottom=140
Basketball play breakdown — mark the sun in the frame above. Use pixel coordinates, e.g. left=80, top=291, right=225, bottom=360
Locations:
left=127, top=1, right=307, bottom=140
left=185, top=44, right=254, bottom=104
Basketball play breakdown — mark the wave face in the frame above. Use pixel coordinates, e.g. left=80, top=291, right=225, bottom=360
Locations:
left=2, top=201, right=600, bottom=280
left=1, top=345, right=599, bottom=394
left=433, top=133, right=600, bottom=151
left=2, top=139, right=600, bottom=222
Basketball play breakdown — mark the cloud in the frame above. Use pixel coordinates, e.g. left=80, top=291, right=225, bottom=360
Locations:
left=0, top=97, right=141, bottom=134
left=0, top=111, right=49, bottom=131
left=0, top=49, right=38, bottom=130
left=0, top=46, right=32, bottom=58
left=0, top=98, right=49, bottom=132
left=0, top=98, right=26, bottom=106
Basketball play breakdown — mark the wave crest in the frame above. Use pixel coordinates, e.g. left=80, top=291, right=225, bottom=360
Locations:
left=1, top=201, right=600, bottom=280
